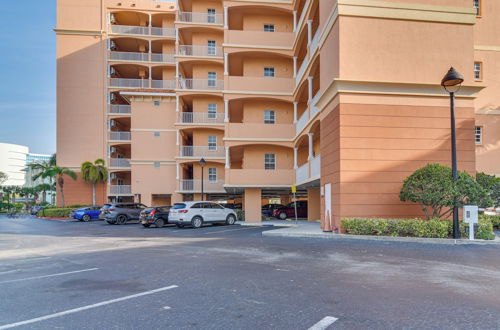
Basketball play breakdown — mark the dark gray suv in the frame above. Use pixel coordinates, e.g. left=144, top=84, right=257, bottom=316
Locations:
left=104, top=203, right=147, bottom=225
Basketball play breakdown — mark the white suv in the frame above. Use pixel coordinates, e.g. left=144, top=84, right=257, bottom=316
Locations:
left=168, top=201, right=238, bottom=228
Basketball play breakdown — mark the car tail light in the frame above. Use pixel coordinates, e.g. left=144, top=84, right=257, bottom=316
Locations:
left=149, top=209, right=156, bottom=216
left=179, top=210, right=188, bottom=213
left=107, top=208, right=114, bottom=212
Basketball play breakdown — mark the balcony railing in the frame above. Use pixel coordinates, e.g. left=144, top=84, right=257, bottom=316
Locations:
left=295, top=156, right=320, bottom=184
left=109, top=185, right=132, bottom=194
left=179, top=78, right=224, bottom=91
left=177, top=12, right=223, bottom=25
left=109, top=51, right=148, bottom=62
left=109, top=78, right=149, bottom=88
left=311, top=155, right=321, bottom=178
left=110, top=24, right=175, bottom=37
left=296, top=162, right=309, bottom=183
left=180, top=146, right=225, bottom=158
left=310, top=91, right=321, bottom=118
left=179, top=180, right=225, bottom=192
left=151, top=53, right=175, bottom=63
left=310, top=29, right=321, bottom=55
left=296, top=57, right=309, bottom=84
left=296, top=109, right=309, bottom=134
left=178, top=45, right=223, bottom=57
left=109, top=105, right=131, bottom=114
left=178, top=112, right=225, bottom=124
left=109, top=158, right=131, bottom=168
left=151, top=80, right=176, bottom=89
left=296, top=0, right=311, bottom=33
left=109, top=131, right=131, bottom=141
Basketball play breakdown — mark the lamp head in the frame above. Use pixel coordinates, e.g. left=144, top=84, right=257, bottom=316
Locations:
left=199, top=158, right=206, bottom=166
left=441, top=67, right=464, bottom=90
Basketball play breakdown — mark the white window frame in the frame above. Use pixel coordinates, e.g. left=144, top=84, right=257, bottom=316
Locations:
left=154, top=162, right=160, bottom=168
left=208, top=167, right=217, bottom=182
left=473, top=0, right=481, bottom=16
left=207, top=40, right=216, bottom=56
left=154, top=131, right=160, bottom=137
left=208, top=103, right=217, bottom=119
left=208, top=72, right=217, bottom=87
left=475, top=126, right=483, bottom=145
left=474, top=62, right=482, bottom=80
left=117, top=178, right=124, bottom=185
left=264, top=110, right=276, bottom=124
left=264, top=24, right=275, bottom=32
left=264, top=67, right=275, bottom=78
left=208, top=136, right=217, bottom=150
left=207, top=8, right=216, bottom=23
left=264, top=153, right=276, bottom=170
left=154, top=100, right=160, bottom=106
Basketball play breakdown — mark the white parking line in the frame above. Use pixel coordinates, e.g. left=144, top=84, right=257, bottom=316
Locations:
left=0, top=268, right=99, bottom=284
left=202, top=227, right=263, bottom=235
left=308, top=316, right=338, bottom=330
left=0, top=285, right=178, bottom=329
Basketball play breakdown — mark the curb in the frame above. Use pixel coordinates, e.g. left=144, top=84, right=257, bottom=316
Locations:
left=262, top=230, right=500, bottom=245
left=236, top=221, right=300, bottom=228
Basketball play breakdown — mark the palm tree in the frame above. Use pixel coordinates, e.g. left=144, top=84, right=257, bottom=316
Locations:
left=26, top=154, right=57, bottom=204
left=35, top=183, right=52, bottom=203
left=48, top=167, right=77, bottom=208
left=81, top=159, right=108, bottom=206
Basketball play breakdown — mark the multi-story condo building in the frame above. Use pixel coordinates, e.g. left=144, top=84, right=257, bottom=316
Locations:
left=56, top=0, right=498, bottom=229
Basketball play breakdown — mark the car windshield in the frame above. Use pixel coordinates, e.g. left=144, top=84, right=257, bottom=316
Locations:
left=172, top=203, right=186, bottom=209
left=101, top=205, right=111, bottom=210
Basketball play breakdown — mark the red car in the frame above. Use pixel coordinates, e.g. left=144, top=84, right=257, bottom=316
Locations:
left=272, top=201, right=308, bottom=220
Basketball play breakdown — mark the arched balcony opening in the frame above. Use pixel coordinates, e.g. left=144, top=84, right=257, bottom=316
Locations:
left=151, top=66, right=176, bottom=89
left=109, top=64, right=149, bottom=88
left=177, top=94, right=225, bottom=125
left=178, top=60, right=224, bottom=91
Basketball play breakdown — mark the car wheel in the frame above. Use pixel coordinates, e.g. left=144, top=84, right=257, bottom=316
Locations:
left=279, top=212, right=287, bottom=220
left=176, top=224, right=184, bottom=228
left=155, top=218, right=164, bottom=228
left=191, top=216, right=203, bottom=229
left=82, top=215, right=91, bottom=222
left=226, top=214, right=236, bottom=225
left=116, top=215, right=128, bottom=225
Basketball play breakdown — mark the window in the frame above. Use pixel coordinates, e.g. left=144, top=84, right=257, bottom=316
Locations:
left=264, top=110, right=276, bottom=124
left=208, top=136, right=217, bottom=150
left=264, top=24, right=275, bottom=32
left=474, top=62, right=482, bottom=80
left=475, top=126, right=483, bottom=144
left=473, top=0, right=481, bottom=16
left=207, top=8, right=216, bottom=23
left=154, top=131, right=160, bottom=137
left=264, top=153, right=276, bottom=170
left=117, top=178, right=124, bottom=185
left=154, top=162, right=160, bottom=168
left=208, top=72, right=217, bottom=87
left=208, top=168, right=217, bottom=182
left=154, top=100, right=160, bottom=106
left=207, top=40, right=216, bottom=56
left=264, top=67, right=275, bottom=77
left=208, top=103, right=217, bottom=119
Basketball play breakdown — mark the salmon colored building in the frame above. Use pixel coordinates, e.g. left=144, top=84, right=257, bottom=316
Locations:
left=56, top=0, right=497, bottom=229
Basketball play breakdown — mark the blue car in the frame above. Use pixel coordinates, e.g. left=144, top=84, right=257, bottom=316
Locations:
left=71, top=206, right=102, bottom=222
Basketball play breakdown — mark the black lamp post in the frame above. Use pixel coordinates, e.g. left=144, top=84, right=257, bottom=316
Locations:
left=441, top=67, right=464, bottom=239
left=199, top=158, right=206, bottom=201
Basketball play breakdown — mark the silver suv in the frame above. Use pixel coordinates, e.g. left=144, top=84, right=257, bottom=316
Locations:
left=104, top=203, right=147, bottom=225
left=168, top=201, right=237, bottom=228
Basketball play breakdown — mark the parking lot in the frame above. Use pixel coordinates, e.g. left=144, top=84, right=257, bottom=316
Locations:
left=1, top=215, right=500, bottom=329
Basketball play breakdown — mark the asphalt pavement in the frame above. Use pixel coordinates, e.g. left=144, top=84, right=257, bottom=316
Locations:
left=0, top=215, right=499, bottom=329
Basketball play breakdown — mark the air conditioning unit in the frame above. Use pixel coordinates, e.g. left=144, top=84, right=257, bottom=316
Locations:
left=110, top=146, right=117, bottom=153
left=109, top=40, right=117, bottom=51
left=110, top=93, right=117, bottom=103
left=110, top=173, right=117, bottom=180
left=109, top=66, right=117, bottom=77
left=110, top=13, right=117, bottom=24
left=109, top=119, right=116, bottom=128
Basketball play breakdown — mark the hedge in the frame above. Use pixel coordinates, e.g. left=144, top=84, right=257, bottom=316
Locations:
left=38, top=208, right=74, bottom=218
left=479, top=214, right=500, bottom=230
left=235, top=209, right=245, bottom=221
left=341, top=217, right=496, bottom=240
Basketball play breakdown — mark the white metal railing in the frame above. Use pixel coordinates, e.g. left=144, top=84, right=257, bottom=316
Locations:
left=179, top=78, right=224, bottom=90
left=109, top=131, right=131, bottom=141
left=110, top=25, right=175, bottom=37
left=296, top=109, right=310, bottom=134
left=179, top=180, right=225, bottom=192
left=311, top=155, right=321, bottom=177
left=109, top=185, right=132, bottom=194
left=109, top=158, right=131, bottom=168
left=296, top=163, right=309, bottom=183
left=178, top=45, right=223, bottom=57
left=310, top=91, right=321, bottom=117
left=109, top=51, right=148, bottom=62
left=177, top=12, right=223, bottom=25
left=296, top=57, right=309, bottom=84
left=151, top=27, right=176, bottom=37
left=178, top=112, right=225, bottom=124
left=310, top=29, right=320, bottom=55
left=109, top=78, right=149, bottom=88
left=109, top=105, right=131, bottom=114
left=296, top=0, right=311, bottom=33
left=151, top=53, right=175, bottom=63
left=180, top=146, right=225, bottom=158
left=151, top=80, right=176, bottom=89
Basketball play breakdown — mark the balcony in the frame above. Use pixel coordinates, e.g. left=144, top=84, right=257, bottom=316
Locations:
left=225, top=169, right=294, bottom=186
left=179, top=180, right=225, bottom=193
left=225, top=76, right=294, bottom=93
left=295, top=155, right=321, bottom=184
left=180, top=146, right=225, bottom=158
left=224, top=30, right=293, bottom=49
left=310, top=91, right=321, bottom=118
left=310, top=29, right=320, bottom=56
left=109, top=78, right=176, bottom=89
left=151, top=80, right=176, bottom=89
left=178, top=112, right=225, bottom=125
left=296, top=57, right=309, bottom=84
left=178, top=45, right=223, bottom=58
left=109, top=185, right=132, bottom=195
left=110, top=25, right=176, bottom=37
left=179, top=78, right=224, bottom=91
left=109, top=158, right=131, bottom=168
left=226, top=123, right=294, bottom=140
left=109, top=105, right=131, bottom=115
left=177, top=12, right=223, bottom=25
left=151, top=53, right=175, bottom=63
left=109, top=51, right=148, bottom=62
left=109, top=131, right=131, bottom=141
left=296, top=109, right=309, bottom=134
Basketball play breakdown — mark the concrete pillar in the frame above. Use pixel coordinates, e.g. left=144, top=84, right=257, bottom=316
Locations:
left=307, top=187, right=320, bottom=222
left=176, top=163, right=180, bottom=180
left=293, top=11, right=297, bottom=32
left=193, top=193, right=202, bottom=201
left=293, top=101, right=298, bottom=123
left=225, top=147, right=230, bottom=168
left=308, top=133, right=314, bottom=160
left=307, top=76, right=313, bottom=106
left=294, top=147, right=298, bottom=169
left=224, top=99, right=229, bottom=122
left=280, top=194, right=291, bottom=205
left=224, top=7, right=228, bottom=29
left=172, top=193, right=183, bottom=204
left=224, top=53, right=229, bottom=76
left=176, top=94, right=180, bottom=112
left=307, top=20, right=312, bottom=45
left=293, top=56, right=297, bottom=78
left=244, top=188, right=262, bottom=222
left=176, top=130, right=180, bottom=146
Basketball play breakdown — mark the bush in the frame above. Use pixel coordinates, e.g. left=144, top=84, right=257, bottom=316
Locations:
left=235, top=209, right=245, bottom=221
left=38, top=208, right=74, bottom=218
left=480, top=214, right=500, bottom=230
left=341, top=217, right=495, bottom=240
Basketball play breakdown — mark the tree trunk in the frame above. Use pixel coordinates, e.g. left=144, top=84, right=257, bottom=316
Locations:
left=42, top=191, right=46, bottom=203
left=92, top=184, right=96, bottom=206
left=59, top=176, right=65, bottom=208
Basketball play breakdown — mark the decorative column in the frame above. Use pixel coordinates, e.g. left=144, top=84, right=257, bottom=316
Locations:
left=224, top=7, right=228, bottom=29
left=307, top=20, right=312, bottom=46
left=308, top=133, right=314, bottom=160
left=224, top=99, right=229, bottom=122
left=307, top=76, right=313, bottom=114
left=176, top=94, right=180, bottom=112
left=293, top=56, right=297, bottom=78
left=293, top=11, right=297, bottom=32
left=225, top=147, right=230, bottom=169
left=294, top=147, right=298, bottom=169
left=224, top=53, right=229, bottom=76
left=176, top=130, right=180, bottom=146
left=293, top=101, right=298, bottom=123
left=176, top=163, right=180, bottom=180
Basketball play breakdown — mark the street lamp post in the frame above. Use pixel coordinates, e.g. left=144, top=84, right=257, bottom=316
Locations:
left=441, top=67, right=464, bottom=239
left=199, top=158, right=206, bottom=201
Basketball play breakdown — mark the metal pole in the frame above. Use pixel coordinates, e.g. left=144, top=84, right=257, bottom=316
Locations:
left=201, top=166, right=204, bottom=201
left=293, top=192, right=298, bottom=225
left=450, top=91, right=459, bottom=239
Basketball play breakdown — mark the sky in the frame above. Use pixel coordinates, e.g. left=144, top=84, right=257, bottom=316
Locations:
left=0, top=0, right=56, bottom=155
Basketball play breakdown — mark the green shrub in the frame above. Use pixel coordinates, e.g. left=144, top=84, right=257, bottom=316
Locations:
left=479, top=214, right=500, bottom=229
left=342, top=217, right=495, bottom=240
left=235, top=209, right=245, bottom=221
left=68, top=204, right=90, bottom=208
left=38, top=208, right=74, bottom=218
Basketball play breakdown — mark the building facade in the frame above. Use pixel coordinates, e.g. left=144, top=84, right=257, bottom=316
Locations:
left=56, top=0, right=497, bottom=229
left=0, top=143, right=29, bottom=186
